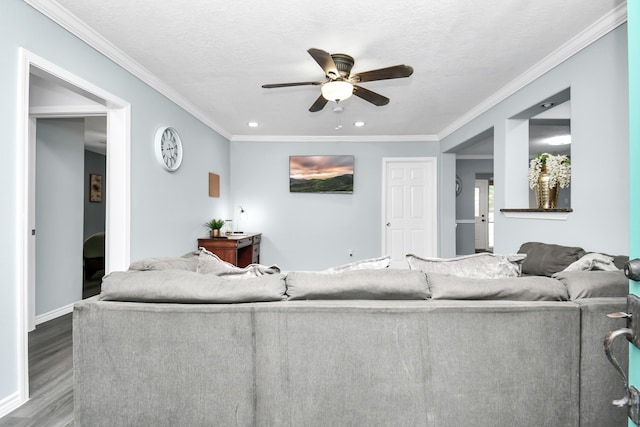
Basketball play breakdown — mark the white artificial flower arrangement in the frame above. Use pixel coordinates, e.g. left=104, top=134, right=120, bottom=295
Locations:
left=528, top=153, right=571, bottom=189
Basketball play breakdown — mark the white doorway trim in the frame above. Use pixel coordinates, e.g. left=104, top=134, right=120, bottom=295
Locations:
left=474, top=179, right=489, bottom=251
left=15, top=48, right=131, bottom=406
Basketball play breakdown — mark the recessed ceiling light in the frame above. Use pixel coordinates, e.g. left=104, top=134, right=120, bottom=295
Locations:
left=546, top=135, right=571, bottom=145
left=354, top=121, right=366, bottom=127
left=247, top=121, right=259, bottom=128
left=540, top=102, right=555, bottom=108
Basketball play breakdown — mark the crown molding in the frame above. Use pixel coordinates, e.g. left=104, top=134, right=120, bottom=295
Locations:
left=24, top=0, right=232, bottom=140
left=437, top=2, right=628, bottom=141
left=230, top=134, right=439, bottom=143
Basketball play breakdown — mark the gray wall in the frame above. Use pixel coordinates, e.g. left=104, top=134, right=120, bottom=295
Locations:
left=1, top=0, right=230, bottom=405
left=456, top=159, right=494, bottom=255
left=84, top=150, right=106, bottom=240
left=35, top=119, right=84, bottom=316
left=442, top=25, right=629, bottom=256
left=230, top=140, right=440, bottom=271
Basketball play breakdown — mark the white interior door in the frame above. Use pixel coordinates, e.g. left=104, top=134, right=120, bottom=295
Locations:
left=383, top=158, right=437, bottom=268
left=474, top=179, right=488, bottom=251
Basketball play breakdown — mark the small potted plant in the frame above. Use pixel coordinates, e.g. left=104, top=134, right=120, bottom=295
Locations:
left=204, top=218, right=226, bottom=238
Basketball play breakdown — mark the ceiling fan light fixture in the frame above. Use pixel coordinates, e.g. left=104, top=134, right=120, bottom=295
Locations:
left=321, top=81, right=353, bottom=102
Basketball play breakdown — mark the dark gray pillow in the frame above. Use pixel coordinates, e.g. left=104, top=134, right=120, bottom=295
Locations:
left=100, top=270, right=287, bottom=303
left=517, top=242, right=586, bottom=277
left=427, top=273, right=569, bottom=301
left=552, top=270, right=628, bottom=300
left=285, top=269, right=430, bottom=300
left=609, top=254, right=630, bottom=270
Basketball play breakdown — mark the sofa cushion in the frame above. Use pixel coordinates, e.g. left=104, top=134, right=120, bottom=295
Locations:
left=197, top=247, right=281, bottom=278
left=285, top=269, right=430, bottom=300
left=517, top=242, right=586, bottom=276
left=427, top=273, right=569, bottom=301
left=100, top=270, right=287, bottom=303
left=323, top=255, right=391, bottom=273
left=552, top=270, right=628, bottom=299
left=405, top=252, right=525, bottom=279
left=128, top=251, right=199, bottom=272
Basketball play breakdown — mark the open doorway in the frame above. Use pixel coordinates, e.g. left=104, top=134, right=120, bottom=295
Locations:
left=16, top=49, right=131, bottom=407
left=474, top=177, right=494, bottom=252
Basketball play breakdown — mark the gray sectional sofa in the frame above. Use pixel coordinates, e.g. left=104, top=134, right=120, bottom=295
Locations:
left=73, top=243, right=630, bottom=426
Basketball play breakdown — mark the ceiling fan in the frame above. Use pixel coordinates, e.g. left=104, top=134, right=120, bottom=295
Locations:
left=262, top=48, right=414, bottom=112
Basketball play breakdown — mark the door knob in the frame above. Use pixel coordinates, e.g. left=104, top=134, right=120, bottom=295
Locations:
left=386, top=222, right=391, bottom=227
left=604, top=327, right=634, bottom=407
left=604, top=294, right=640, bottom=422
left=625, top=259, right=640, bottom=281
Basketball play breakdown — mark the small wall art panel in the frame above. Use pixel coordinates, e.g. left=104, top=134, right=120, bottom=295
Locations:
left=289, top=155, right=354, bottom=193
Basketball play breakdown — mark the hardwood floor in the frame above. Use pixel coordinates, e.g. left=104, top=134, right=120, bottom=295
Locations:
left=0, top=313, right=74, bottom=427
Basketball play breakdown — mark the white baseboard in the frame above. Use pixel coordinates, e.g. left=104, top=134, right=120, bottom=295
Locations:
left=0, top=391, right=26, bottom=419
left=35, top=302, right=74, bottom=325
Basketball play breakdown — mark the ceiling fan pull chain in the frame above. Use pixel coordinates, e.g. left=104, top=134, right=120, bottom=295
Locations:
left=334, top=104, right=343, bottom=130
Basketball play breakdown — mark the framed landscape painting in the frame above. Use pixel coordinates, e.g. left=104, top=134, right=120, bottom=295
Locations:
left=289, top=155, right=354, bottom=193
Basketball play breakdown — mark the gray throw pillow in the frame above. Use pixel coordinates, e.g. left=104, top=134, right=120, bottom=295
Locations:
left=562, top=253, right=618, bottom=272
left=128, top=251, right=199, bottom=272
left=427, top=273, right=569, bottom=301
left=517, top=242, right=586, bottom=276
left=197, top=247, right=281, bottom=278
left=322, top=255, right=391, bottom=273
left=285, top=269, right=430, bottom=300
left=552, top=270, right=628, bottom=299
left=405, top=253, right=526, bottom=279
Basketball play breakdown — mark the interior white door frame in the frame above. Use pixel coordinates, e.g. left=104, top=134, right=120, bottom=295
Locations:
left=381, top=157, right=438, bottom=266
left=15, top=48, right=131, bottom=406
left=474, top=179, right=489, bottom=251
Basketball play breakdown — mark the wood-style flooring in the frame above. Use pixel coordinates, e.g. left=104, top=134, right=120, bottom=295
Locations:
left=0, top=313, right=74, bottom=427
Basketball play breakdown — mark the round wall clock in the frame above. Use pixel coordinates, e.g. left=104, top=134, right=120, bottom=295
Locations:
left=154, top=126, right=183, bottom=171
left=456, top=175, right=463, bottom=196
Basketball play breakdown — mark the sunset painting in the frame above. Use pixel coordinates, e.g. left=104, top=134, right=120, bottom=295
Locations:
left=289, top=155, right=354, bottom=193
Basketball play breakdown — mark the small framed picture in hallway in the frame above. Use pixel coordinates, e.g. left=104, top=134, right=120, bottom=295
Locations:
left=90, top=174, right=103, bottom=202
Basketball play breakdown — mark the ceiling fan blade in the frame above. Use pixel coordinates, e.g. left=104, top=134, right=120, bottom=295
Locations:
left=353, top=85, right=389, bottom=106
left=308, top=48, right=339, bottom=78
left=309, top=94, right=328, bottom=112
left=351, top=65, right=413, bottom=83
left=262, top=81, right=322, bottom=88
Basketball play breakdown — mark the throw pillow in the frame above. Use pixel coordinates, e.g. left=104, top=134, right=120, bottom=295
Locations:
left=517, top=242, right=586, bottom=276
left=322, top=255, right=391, bottom=273
left=285, top=269, right=430, bottom=300
left=128, top=251, right=199, bottom=272
left=197, top=247, right=281, bottom=278
left=562, top=253, right=618, bottom=272
left=405, top=253, right=526, bottom=279
left=427, top=273, right=569, bottom=301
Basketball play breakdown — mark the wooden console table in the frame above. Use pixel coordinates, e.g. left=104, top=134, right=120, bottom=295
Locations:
left=197, top=233, right=261, bottom=267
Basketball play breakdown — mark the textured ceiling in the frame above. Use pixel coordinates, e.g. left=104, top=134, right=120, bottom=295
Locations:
left=36, top=0, right=625, bottom=141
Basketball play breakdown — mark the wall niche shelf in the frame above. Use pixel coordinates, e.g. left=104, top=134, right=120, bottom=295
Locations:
left=500, top=208, right=573, bottom=221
